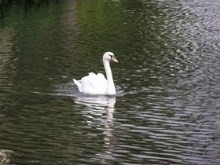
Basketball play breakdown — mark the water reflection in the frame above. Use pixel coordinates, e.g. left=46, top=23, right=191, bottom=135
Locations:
left=0, top=28, right=15, bottom=91
left=74, top=95, right=116, bottom=163
left=74, top=95, right=116, bottom=108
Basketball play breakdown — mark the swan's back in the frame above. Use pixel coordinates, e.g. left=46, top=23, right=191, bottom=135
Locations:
left=79, top=72, right=107, bottom=95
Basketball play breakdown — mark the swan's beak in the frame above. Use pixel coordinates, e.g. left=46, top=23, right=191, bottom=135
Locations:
left=112, top=56, right=118, bottom=63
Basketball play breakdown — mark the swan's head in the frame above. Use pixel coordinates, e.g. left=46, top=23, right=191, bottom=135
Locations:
left=103, top=52, right=118, bottom=63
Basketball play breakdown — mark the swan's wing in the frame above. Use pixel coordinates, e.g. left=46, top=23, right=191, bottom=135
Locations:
left=80, top=72, right=107, bottom=95
left=81, top=72, right=98, bottom=88
left=97, top=73, right=106, bottom=83
left=93, top=73, right=107, bottom=88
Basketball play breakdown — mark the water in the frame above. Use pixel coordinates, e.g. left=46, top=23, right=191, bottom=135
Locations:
left=0, top=0, right=220, bottom=164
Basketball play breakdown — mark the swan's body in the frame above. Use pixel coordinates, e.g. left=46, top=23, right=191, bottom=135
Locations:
left=73, top=52, right=118, bottom=95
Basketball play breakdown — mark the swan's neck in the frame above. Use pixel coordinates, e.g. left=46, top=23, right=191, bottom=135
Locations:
left=103, top=60, right=116, bottom=95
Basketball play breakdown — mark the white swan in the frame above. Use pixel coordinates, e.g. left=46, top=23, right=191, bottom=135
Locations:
left=73, top=52, right=118, bottom=95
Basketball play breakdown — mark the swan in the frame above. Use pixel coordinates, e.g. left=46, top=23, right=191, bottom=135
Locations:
left=73, top=52, right=118, bottom=95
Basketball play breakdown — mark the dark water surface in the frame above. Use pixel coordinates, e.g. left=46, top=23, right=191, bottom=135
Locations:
left=0, top=0, right=220, bottom=164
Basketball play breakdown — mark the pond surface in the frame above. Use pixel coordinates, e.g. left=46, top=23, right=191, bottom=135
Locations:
left=0, top=0, right=220, bottom=164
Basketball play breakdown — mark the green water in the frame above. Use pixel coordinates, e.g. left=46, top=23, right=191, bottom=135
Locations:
left=0, top=0, right=220, bottom=164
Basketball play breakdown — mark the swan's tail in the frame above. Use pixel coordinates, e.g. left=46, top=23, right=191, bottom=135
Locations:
left=73, top=79, right=82, bottom=92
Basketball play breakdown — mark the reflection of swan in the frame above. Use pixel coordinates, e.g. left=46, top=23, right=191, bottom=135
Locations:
left=74, top=95, right=116, bottom=108
left=73, top=52, right=118, bottom=95
left=74, top=95, right=116, bottom=163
